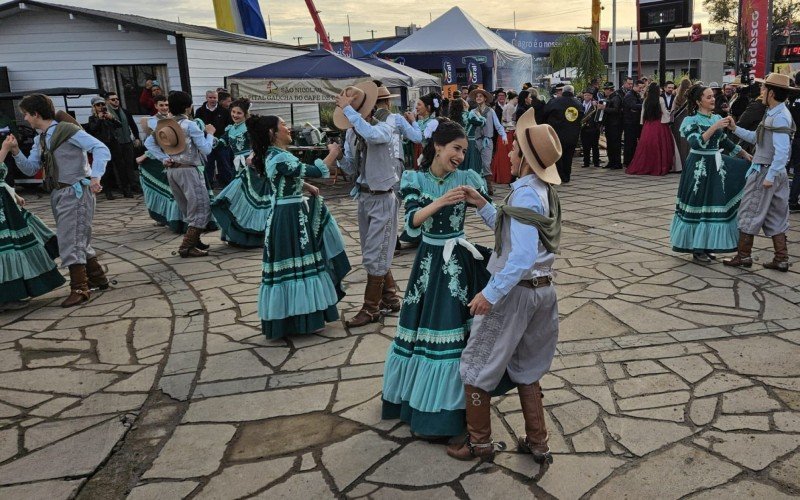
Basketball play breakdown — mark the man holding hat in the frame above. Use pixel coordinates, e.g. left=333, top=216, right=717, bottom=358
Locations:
left=145, top=91, right=216, bottom=258
left=723, top=73, right=798, bottom=272
left=335, top=81, right=403, bottom=327
left=7, top=93, right=112, bottom=307
left=447, top=107, right=562, bottom=464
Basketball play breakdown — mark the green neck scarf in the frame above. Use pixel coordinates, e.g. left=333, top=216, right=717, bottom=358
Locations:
left=494, top=182, right=562, bottom=256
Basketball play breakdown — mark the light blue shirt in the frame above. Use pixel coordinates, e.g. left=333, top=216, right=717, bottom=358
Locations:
left=477, top=174, right=547, bottom=304
left=490, top=111, right=508, bottom=141
left=733, top=102, right=792, bottom=182
left=392, top=113, right=422, bottom=144
left=343, top=105, right=393, bottom=144
left=144, top=119, right=214, bottom=162
left=14, top=121, right=110, bottom=179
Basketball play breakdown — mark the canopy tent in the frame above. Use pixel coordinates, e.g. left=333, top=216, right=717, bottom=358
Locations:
left=381, top=7, right=532, bottom=92
left=359, top=57, right=440, bottom=89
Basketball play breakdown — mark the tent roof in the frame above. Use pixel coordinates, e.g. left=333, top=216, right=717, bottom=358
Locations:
left=229, top=49, right=409, bottom=87
left=382, top=7, right=527, bottom=56
left=359, top=57, right=440, bottom=88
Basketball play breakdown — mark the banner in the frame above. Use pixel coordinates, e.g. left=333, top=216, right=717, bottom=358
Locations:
left=343, top=36, right=352, bottom=58
left=690, top=23, right=702, bottom=42
left=441, top=57, right=455, bottom=85
left=229, top=78, right=362, bottom=103
left=465, top=58, right=482, bottom=85
left=213, top=0, right=267, bottom=38
left=739, top=0, right=769, bottom=78
left=599, top=30, right=610, bottom=50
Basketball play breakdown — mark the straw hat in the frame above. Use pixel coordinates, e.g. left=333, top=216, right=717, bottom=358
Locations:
left=515, top=107, right=562, bottom=185
left=468, top=88, right=493, bottom=104
left=755, top=73, right=798, bottom=91
left=333, top=81, right=378, bottom=130
left=376, top=85, right=400, bottom=100
left=155, top=119, right=186, bottom=155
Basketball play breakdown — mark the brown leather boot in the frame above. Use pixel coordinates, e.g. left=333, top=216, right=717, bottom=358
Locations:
left=517, top=382, right=553, bottom=464
left=764, top=233, right=789, bottom=272
left=86, top=256, right=109, bottom=290
left=447, top=385, right=495, bottom=461
left=380, top=270, right=402, bottom=313
left=178, top=227, right=208, bottom=258
left=723, top=232, right=754, bottom=268
left=62, top=264, right=91, bottom=307
left=346, top=275, right=384, bottom=328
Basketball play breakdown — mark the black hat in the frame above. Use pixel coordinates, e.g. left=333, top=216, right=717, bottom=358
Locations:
left=554, top=83, right=565, bottom=89
left=603, top=82, right=615, bottom=89
left=582, top=88, right=594, bottom=95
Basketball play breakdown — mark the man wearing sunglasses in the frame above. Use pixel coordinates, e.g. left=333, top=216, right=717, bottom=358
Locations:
left=104, top=92, right=140, bottom=198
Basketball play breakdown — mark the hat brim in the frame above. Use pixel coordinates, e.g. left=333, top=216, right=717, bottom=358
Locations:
left=468, top=89, right=494, bottom=104
left=333, top=81, right=379, bottom=130
left=155, top=120, right=186, bottom=156
left=516, top=122, right=562, bottom=186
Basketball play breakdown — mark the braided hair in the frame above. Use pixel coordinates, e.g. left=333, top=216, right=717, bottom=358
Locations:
left=419, top=117, right=466, bottom=169
left=246, top=115, right=280, bottom=176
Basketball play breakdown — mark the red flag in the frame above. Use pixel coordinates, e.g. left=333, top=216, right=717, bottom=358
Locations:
left=740, top=0, right=769, bottom=78
left=599, top=30, right=610, bottom=50
left=690, top=23, right=702, bottom=42
left=342, top=36, right=352, bottom=58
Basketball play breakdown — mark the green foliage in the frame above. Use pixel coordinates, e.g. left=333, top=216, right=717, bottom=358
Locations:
left=548, top=34, right=607, bottom=93
left=704, top=0, right=799, bottom=36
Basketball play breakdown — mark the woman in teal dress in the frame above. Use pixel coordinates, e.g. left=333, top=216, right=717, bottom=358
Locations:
left=670, top=84, right=752, bottom=262
left=0, top=141, right=65, bottom=307
left=449, top=99, right=486, bottom=176
left=210, top=99, right=273, bottom=248
left=382, top=119, right=492, bottom=437
left=254, top=115, right=350, bottom=339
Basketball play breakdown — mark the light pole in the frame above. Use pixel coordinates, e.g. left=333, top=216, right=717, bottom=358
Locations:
left=612, top=0, right=617, bottom=86
left=293, top=36, right=304, bottom=46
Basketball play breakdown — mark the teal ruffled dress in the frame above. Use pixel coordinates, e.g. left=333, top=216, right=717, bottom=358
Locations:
left=258, top=147, right=351, bottom=339
left=382, top=169, right=491, bottom=436
left=0, top=162, right=65, bottom=303
left=459, top=110, right=486, bottom=176
left=139, top=153, right=186, bottom=233
left=670, top=113, right=750, bottom=253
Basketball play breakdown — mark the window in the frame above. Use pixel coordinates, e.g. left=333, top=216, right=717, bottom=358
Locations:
left=95, top=64, right=169, bottom=114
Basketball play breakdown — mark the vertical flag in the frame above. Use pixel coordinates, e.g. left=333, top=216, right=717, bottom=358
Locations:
left=739, top=0, right=769, bottom=78
left=599, top=30, right=610, bottom=50
left=213, top=0, right=267, bottom=39
left=690, top=23, right=702, bottom=42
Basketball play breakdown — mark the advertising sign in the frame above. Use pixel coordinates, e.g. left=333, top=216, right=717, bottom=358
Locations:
left=740, top=0, right=769, bottom=78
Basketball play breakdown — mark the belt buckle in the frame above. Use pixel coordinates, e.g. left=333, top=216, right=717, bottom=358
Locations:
left=531, top=277, right=539, bottom=287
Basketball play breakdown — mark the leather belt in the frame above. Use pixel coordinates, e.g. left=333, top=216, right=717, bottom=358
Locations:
left=358, top=185, right=392, bottom=195
left=167, top=163, right=196, bottom=168
left=517, top=276, right=554, bottom=289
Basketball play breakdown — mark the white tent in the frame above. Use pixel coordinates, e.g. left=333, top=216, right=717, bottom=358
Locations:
left=382, top=7, right=532, bottom=90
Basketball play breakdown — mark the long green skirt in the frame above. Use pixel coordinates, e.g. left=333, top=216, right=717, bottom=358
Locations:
left=210, top=166, right=271, bottom=248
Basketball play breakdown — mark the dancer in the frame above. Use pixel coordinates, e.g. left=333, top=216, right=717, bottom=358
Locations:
left=626, top=82, right=676, bottom=176
left=724, top=73, right=798, bottom=271
left=256, top=115, right=348, bottom=339
left=454, top=98, right=486, bottom=181
left=336, top=81, right=402, bottom=327
left=448, top=109, right=563, bottom=464
left=9, top=94, right=111, bottom=307
left=145, top=91, right=216, bottom=257
left=138, top=95, right=188, bottom=233
left=669, top=84, right=752, bottom=263
left=469, top=88, right=507, bottom=194
left=382, top=118, right=492, bottom=438
left=0, top=140, right=65, bottom=308
left=213, top=98, right=253, bottom=173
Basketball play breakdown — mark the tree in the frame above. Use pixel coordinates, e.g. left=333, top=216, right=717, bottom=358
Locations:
left=549, top=34, right=606, bottom=92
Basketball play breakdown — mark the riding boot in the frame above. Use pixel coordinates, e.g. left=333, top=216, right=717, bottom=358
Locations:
left=178, top=227, right=208, bottom=258
left=380, top=270, right=402, bottom=313
left=346, top=274, right=384, bottom=328
left=517, top=382, right=553, bottom=464
left=62, top=264, right=91, bottom=307
left=764, top=233, right=789, bottom=272
left=86, top=256, right=110, bottom=290
left=723, top=232, right=754, bottom=268
left=446, top=385, right=495, bottom=461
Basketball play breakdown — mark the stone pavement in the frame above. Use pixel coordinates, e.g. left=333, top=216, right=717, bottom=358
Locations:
left=1, top=164, right=799, bottom=499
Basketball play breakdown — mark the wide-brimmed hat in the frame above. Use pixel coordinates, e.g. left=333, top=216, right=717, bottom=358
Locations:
left=515, top=107, right=562, bottom=185
left=333, top=81, right=378, bottom=130
left=468, top=88, right=493, bottom=104
left=603, top=82, right=615, bottom=89
left=155, top=119, right=186, bottom=155
left=756, top=73, right=798, bottom=91
left=376, top=85, right=400, bottom=100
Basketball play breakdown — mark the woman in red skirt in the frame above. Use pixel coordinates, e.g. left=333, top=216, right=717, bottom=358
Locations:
left=627, top=82, right=676, bottom=176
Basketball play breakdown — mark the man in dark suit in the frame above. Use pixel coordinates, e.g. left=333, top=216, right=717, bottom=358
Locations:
left=541, top=84, right=583, bottom=183
left=579, top=89, right=601, bottom=168
left=622, top=79, right=644, bottom=167
left=661, top=80, right=676, bottom=113
left=598, top=82, right=623, bottom=169
left=105, top=91, right=141, bottom=197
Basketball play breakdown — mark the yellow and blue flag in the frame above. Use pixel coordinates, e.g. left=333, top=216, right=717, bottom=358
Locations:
left=213, top=0, right=267, bottom=39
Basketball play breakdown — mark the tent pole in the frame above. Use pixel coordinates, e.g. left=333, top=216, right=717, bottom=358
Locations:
left=291, top=104, right=295, bottom=129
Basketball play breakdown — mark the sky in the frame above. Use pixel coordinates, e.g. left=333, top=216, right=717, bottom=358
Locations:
left=51, top=0, right=715, bottom=46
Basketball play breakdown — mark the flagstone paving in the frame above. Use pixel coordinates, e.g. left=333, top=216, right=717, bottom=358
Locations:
left=1, top=164, right=800, bottom=499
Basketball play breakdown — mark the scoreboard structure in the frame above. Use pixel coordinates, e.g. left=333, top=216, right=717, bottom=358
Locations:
left=638, top=0, right=694, bottom=32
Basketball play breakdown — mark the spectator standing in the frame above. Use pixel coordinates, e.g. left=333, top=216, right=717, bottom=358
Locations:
left=622, top=79, right=644, bottom=167
left=105, top=91, right=140, bottom=198
left=195, top=90, right=234, bottom=188
left=626, top=82, right=675, bottom=176
left=599, top=82, right=624, bottom=169
left=85, top=96, right=122, bottom=199
left=579, top=89, right=601, bottom=168
left=542, top=84, right=583, bottom=183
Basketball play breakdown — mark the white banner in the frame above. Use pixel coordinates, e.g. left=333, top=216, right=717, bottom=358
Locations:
left=228, top=77, right=368, bottom=103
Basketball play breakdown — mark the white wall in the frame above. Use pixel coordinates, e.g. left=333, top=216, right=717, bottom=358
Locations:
left=0, top=8, right=180, bottom=123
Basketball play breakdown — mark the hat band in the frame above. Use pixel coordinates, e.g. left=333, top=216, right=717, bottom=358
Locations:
left=524, top=128, right=547, bottom=170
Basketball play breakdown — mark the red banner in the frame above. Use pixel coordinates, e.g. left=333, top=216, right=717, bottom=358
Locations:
left=690, top=23, right=702, bottom=42
left=740, top=0, right=769, bottom=78
left=599, top=30, right=610, bottom=50
left=342, top=36, right=352, bottom=58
